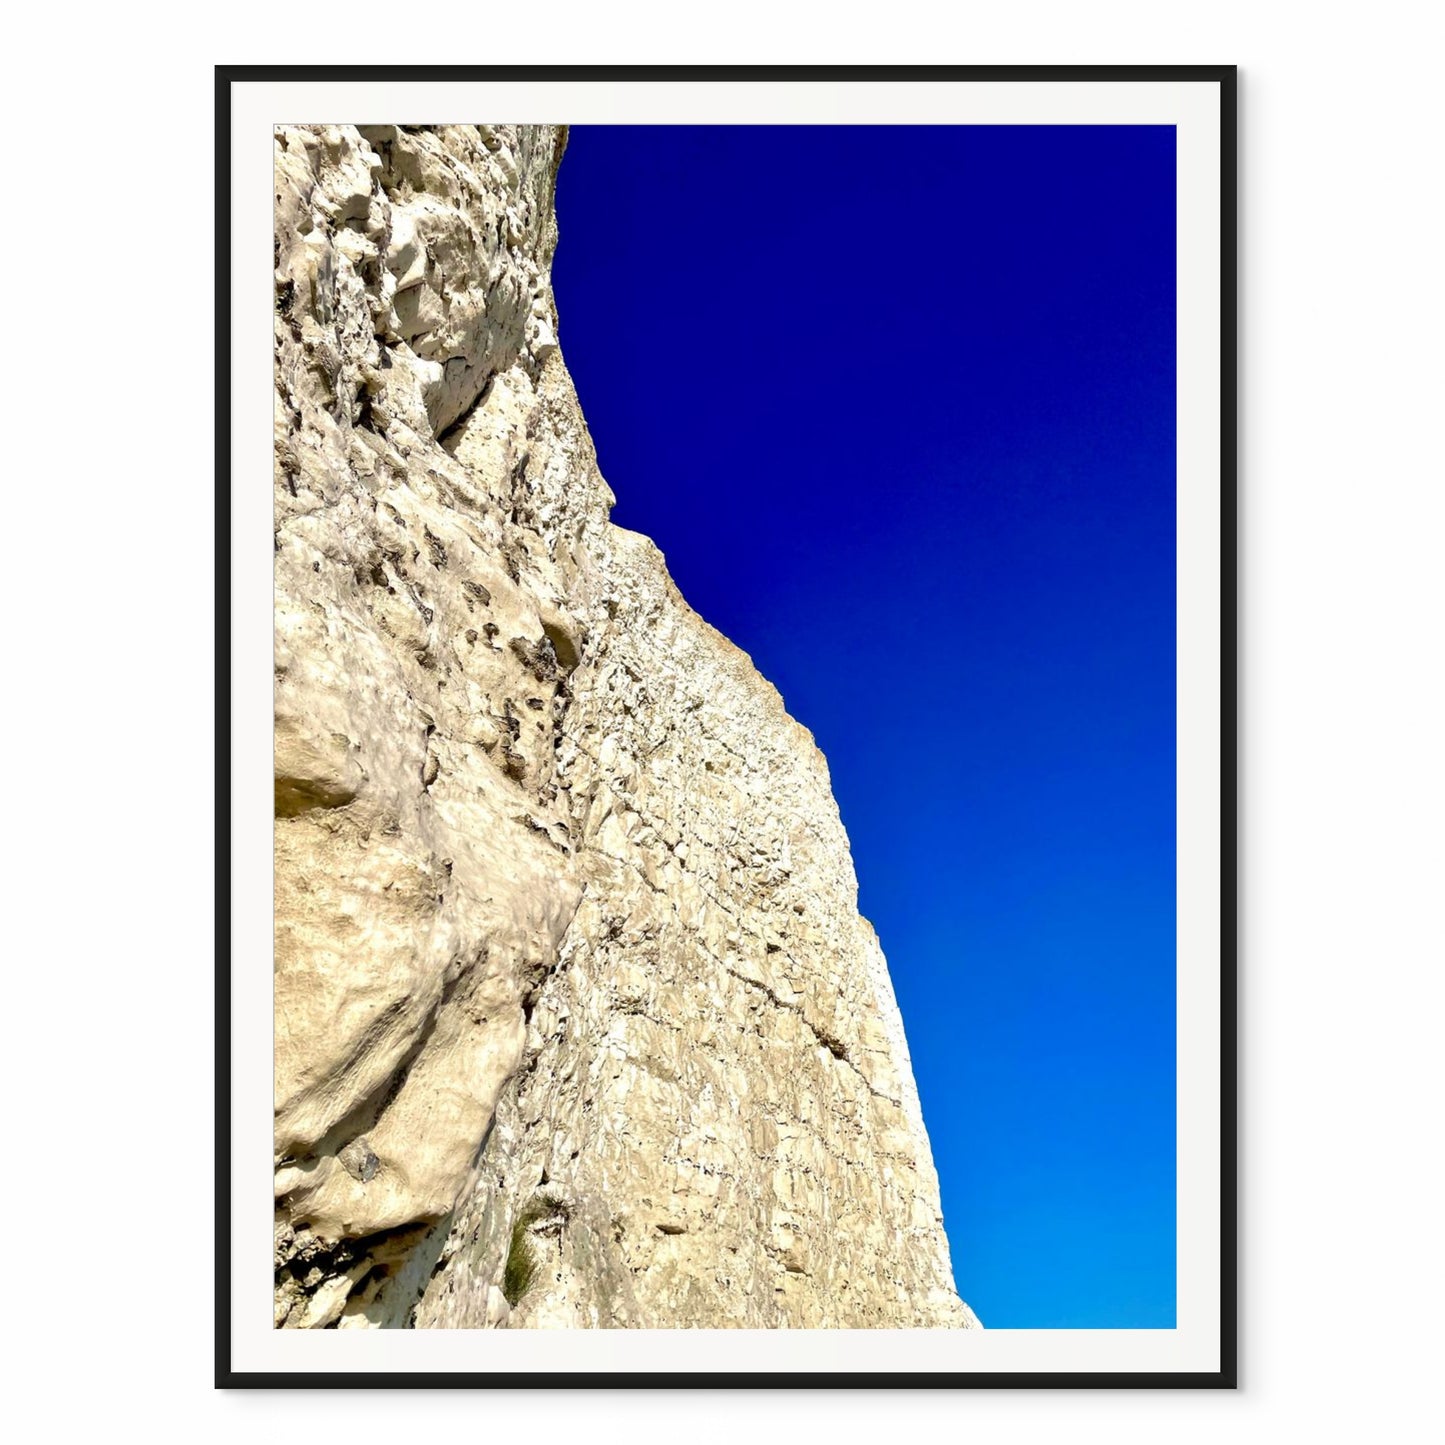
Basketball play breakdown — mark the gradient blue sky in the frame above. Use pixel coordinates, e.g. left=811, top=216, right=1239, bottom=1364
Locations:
left=553, top=124, right=1176, bottom=1328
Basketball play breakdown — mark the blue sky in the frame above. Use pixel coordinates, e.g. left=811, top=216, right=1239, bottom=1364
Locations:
left=553, top=124, right=1176, bottom=1328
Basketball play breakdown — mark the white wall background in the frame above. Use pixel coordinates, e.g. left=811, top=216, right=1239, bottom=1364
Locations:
left=4, top=3, right=1438, bottom=1438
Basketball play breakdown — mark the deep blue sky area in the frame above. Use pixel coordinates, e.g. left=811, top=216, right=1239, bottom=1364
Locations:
left=553, top=125, right=1176, bottom=1329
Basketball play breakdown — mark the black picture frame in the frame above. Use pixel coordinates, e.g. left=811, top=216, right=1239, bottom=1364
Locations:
left=219, top=63, right=1237, bottom=1390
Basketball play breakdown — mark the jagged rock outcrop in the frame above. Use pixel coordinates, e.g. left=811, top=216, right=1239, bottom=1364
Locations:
left=272, top=122, right=979, bottom=1330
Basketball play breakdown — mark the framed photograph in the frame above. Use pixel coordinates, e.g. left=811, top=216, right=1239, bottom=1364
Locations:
left=221, top=65, right=1235, bottom=1387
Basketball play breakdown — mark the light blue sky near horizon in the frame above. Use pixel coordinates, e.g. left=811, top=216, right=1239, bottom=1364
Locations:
left=552, top=124, right=1177, bottom=1328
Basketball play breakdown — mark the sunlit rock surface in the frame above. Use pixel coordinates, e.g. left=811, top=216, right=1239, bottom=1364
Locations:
left=272, top=123, right=979, bottom=1330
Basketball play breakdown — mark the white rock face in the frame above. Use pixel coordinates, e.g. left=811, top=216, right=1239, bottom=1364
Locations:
left=273, top=123, right=979, bottom=1330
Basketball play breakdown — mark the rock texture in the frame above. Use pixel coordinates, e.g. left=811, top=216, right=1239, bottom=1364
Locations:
left=272, top=123, right=978, bottom=1330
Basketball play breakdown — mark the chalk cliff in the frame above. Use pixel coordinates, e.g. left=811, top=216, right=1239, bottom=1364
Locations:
left=272, top=123, right=978, bottom=1330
